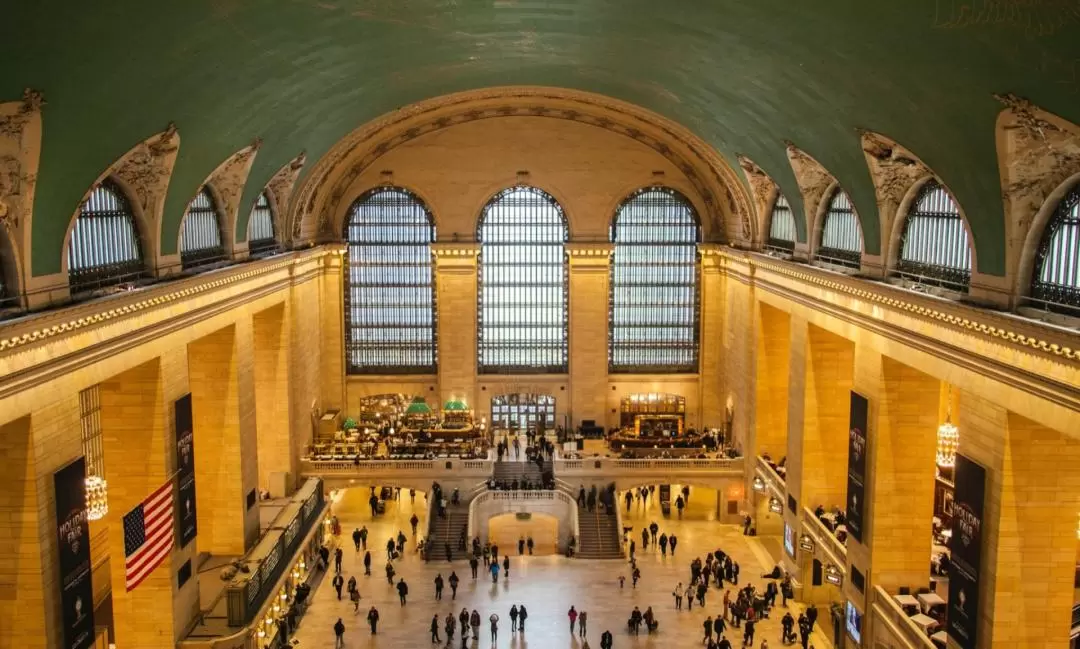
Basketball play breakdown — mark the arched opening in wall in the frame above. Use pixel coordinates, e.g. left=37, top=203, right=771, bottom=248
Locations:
left=893, top=179, right=972, bottom=294
left=815, top=188, right=863, bottom=270
left=490, top=393, right=556, bottom=435
left=1029, top=183, right=1080, bottom=318
left=66, top=178, right=148, bottom=295
left=180, top=187, right=227, bottom=270
left=477, top=186, right=568, bottom=374
left=247, top=191, right=278, bottom=257
left=488, top=512, right=559, bottom=556
left=609, top=186, right=700, bottom=374
left=344, top=187, right=437, bottom=375
left=0, top=225, right=20, bottom=312
left=765, top=192, right=797, bottom=256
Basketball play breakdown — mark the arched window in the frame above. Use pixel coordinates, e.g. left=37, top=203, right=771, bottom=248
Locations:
left=248, top=192, right=277, bottom=255
left=344, top=187, right=437, bottom=374
left=478, top=186, right=568, bottom=374
left=0, top=227, right=18, bottom=310
left=766, top=192, right=797, bottom=253
left=1031, top=185, right=1080, bottom=313
left=67, top=179, right=145, bottom=294
left=817, top=188, right=862, bottom=269
left=610, top=187, right=700, bottom=373
left=180, top=188, right=225, bottom=269
left=897, top=180, right=972, bottom=291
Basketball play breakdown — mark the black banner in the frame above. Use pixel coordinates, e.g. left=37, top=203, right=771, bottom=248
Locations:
left=845, top=391, right=869, bottom=543
left=54, top=457, right=95, bottom=649
left=175, top=393, right=197, bottom=547
left=948, top=454, right=986, bottom=649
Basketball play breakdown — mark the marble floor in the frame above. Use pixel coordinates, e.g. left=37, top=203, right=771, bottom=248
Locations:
left=291, top=484, right=837, bottom=649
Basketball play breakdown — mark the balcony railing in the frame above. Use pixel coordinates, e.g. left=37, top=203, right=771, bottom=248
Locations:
left=300, top=455, right=493, bottom=477
left=801, top=506, right=848, bottom=566
left=553, top=455, right=744, bottom=474
left=870, top=585, right=937, bottom=649
left=755, top=456, right=786, bottom=499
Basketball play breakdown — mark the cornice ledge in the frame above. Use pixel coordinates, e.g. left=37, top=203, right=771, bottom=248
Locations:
left=0, top=248, right=334, bottom=354
left=565, top=243, right=614, bottom=257
left=431, top=243, right=481, bottom=257
left=737, top=251, right=1078, bottom=362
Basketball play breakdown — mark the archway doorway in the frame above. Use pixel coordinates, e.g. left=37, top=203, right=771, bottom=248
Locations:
left=487, top=512, right=559, bottom=556
left=491, top=393, right=555, bottom=434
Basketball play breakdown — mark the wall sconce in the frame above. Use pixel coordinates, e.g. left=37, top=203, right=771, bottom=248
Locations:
left=824, top=563, right=843, bottom=586
left=752, top=476, right=766, bottom=493
left=85, top=474, right=109, bottom=521
left=799, top=534, right=815, bottom=553
left=768, top=497, right=783, bottom=514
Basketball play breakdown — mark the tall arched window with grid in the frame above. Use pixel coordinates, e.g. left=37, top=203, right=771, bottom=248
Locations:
left=248, top=191, right=277, bottom=256
left=897, top=180, right=972, bottom=291
left=477, top=186, right=568, bottom=374
left=344, top=187, right=437, bottom=374
left=766, top=192, right=797, bottom=254
left=817, top=188, right=863, bottom=269
left=1031, top=184, right=1080, bottom=315
left=609, top=186, right=700, bottom=373
left=180, top=187, right=225, bottom=269
left=0, top=227, right=17, bottom=310
left=67, top=179, right=146, bottom=294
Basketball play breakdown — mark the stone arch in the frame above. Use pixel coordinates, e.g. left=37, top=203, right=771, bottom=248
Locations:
left=174, top=182, right=231, bottom=268
left=292, top=86, right=752, bottom=247
left=473, top=183, right=572, bottom=241
left=339, top=183, right=439, bottom=239
left=61, top=174, right=155, bottom=280
left=197, top=140, right=261, bottom=250
left=263, top=151, right=306, bottom=245
left=737, top=154, right=781, bottom=249
left=1015, top=171, right=1080, bottom=303
left=887, top=174, right=979, bottom=281
left=0, top=224, right=22, bottom=308
left=0, top=89, right=42, bottom=295
left=785, top=142, right=837, bottom=259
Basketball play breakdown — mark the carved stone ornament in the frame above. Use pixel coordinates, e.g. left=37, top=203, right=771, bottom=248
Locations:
left=262, top=152, right=307, bottom=240
left=858, top=130, right=931, bottom=212
left=785, top=141, right=835, bottom=224
left=112, top=125, right=179, bottom=211
left=0, top=89, right=44, bottom=139
left=737, top=154, right=777, bottom=241
left=207, top=143, right=261, bottom=237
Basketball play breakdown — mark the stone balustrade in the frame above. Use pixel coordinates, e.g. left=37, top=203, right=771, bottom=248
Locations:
left=800, top=506, right=848, bottom=567
left=870, top=585, right=938, bottom=649
left=299, top=456, right=495, bottom=493
left=553, top=455, right=744, bottom=490
left=754, top=455, right=786, bottom=499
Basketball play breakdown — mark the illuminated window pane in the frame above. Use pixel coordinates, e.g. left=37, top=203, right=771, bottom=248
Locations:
left=897, top=180, right=971, bottom=291
left=478, top=186, right=568, bottom=374
left=248, top=192, right=277, bottom=255
left=766, top=193, right=796, bottom=253
left=180, top=188, right=225, bottom=269
left=1032, top=185, right=1080, bottom=313
left=68, top=179, right=145, bottom=293
left=344, top=187, right=437, bottom=374
left=610, top=187, right=700, bottom=373
left=817, top=188, right=862, bottom=268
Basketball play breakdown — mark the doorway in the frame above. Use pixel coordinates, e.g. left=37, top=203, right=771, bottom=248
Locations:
left=491, top=393, right=555, bottom=434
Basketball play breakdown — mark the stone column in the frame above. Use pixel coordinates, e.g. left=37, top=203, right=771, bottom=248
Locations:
left=698, top=246, right=724, bottom=427
left=849, top=348, right=937, bottom=598
left=187, top=323, right=260, bottom=556
left=100, top=357, right=193, bottom=648
left=254, top=302, right=295, bottom=493
left=566, top=243, right=612, bottom=427
left=432, top=244, right=480, bottom=408
left=754, top=301, right=791, bottom=459
left=320, top=249, right=345, bottom=411
left=957, top=392, right=1080, bottom=648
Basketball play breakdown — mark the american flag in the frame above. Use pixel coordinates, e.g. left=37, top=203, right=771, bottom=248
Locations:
left=122, top=479, right=175, bottom=592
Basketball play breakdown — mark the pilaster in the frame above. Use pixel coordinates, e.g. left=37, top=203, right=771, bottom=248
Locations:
left=432, top=244, right=480, bottom=407
left=698, top=245, right=724, bottom=427
left=254, top=302, right=294, bottom=493
left=754, top=301, right=790, bottom=458
left=320, top=249, right=345, bottom=411
left=567, top=243, right=612, bottom=427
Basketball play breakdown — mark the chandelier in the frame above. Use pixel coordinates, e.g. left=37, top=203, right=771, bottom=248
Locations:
left=85, top=474, right=109, bottom=521
left=936, top=387, right=959, bottom=468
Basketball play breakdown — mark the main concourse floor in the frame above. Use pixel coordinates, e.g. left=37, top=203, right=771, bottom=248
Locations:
left=291, top=484, right=837, bottom=649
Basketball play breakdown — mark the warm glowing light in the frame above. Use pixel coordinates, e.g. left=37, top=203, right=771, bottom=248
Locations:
left=752, top=476, right=766, bottom=492
left=85, top=475, right=109, bottom=521
left=936, top=419, right=959, bottom=468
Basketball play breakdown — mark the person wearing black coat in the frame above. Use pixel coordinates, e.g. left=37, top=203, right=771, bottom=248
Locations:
left=396, top=578, right=409, bottom=605
left=430, top=614, right=441, bottom=643
left=600, top=629, right=614, bottom=649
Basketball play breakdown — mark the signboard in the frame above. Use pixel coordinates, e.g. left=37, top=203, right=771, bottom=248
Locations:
left=947, top=454, right=986, bottom=649
left=799, top=534, right=816, bottom=553
left=845, top=391, right=869, bottom=543
left=824, top=564, right=843, bottom=586
left=54, top=457, right=95, bottom=649
left=175, top=394, right=197, bottom=547
left=783, top=523, right=796, bottom=558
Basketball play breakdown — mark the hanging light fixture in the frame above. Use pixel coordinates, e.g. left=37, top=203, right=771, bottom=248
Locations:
left=936, top=386, right=959, bottom=468
left=85, top=473, right=109, bottom=521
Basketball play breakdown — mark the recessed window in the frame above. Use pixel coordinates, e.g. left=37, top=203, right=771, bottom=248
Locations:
left=897, top=180, right=971, bottom=292
left=67, top=179, right=146, bottom=294
left=766, top=193, right=797, bottom=254
left=1031, top=184, right=1080, bottom=314
left=248, top=192, right=277, bottom=256
left=478, top=186, right=568, bottom=374
left=180, top=188, right=225, bottom=269
left=609, top=186, right=700, bottom=373
left=344, top=187, right=438, bottom=374
left=817, top=188, right=862, bottom=269
left=0, top=228, right=16, bottom=309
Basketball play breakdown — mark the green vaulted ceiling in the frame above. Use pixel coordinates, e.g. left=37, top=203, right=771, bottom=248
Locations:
left=4, top=1, right=1080, bottom=276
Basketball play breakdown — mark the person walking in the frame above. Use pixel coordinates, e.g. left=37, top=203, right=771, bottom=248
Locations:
left=670, top=534, right=678, bottom=556
left=641, top=528, right=649, bottom=550
left=632, top=566, right=641, bottom=588
left=601, top=629, right=614, bottom=649
left=509, top=605, right=520, bottom=631
left=579, top=610, right=588, bottom=638
left=675, top=495, right=685, bottom=519
left=449, top=571, right=460, bottom=599
left=489, top=612, right=500, bottom=642
left=673, top=582, right=683, bottom=609
left=367, top=606, right=380, bottom=634
left=686, top=583, right=695, bottom=611
left=518, top=604, right=529, bottom=632
left=445, top=613, right=457, bottom=644
left=470, top=610, right=481, bottom=641
left=359, top=525, right=368, bottom=550
left=629, top=539, right=636, bottom=560
left=704, top=616, right=715, bottom=643
left=502, top=555, right=510, bottom=579
left=385, top=561, right=395, bottom=585
left=527, top=536, right=534, bottom=554
left=568, top=606, right=578, bottom=634
left=347, top=575, right=357, bottom=595
left=334, top=618, right=346, bottom=649
left=489, top=560, right=500, bottom=583
left=744, top=618, right=756, bottom=647
left=411, top=513, right=420, bottom=537
left=396, top=578, right=409, bottom=605
left=353, top=527, right=362, bottom=552
left=350, top=587, right=361, bottom=613
left=363, top=550, right=372, bottom=575
left=470, top=555, right=479, bottom=579
left=387, top=537, right=396, bottom=560
left=659, top=533, right=668, bottom=556
left=518, top=536, right=526, bottom=555
left=430, top=614, right=441, bottom=643
left=334, top=547, right=343, bottom=573
left=434, top=573, right=444, bottom=600
left=713, top=615, right=726, bottom=640
left=649, top=521, right=659, bottom=543
left=332, top=573, right=344, bottom=600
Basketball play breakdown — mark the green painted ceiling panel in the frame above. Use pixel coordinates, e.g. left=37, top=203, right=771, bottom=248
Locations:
left=4, top=0, right=1079, bottom=276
